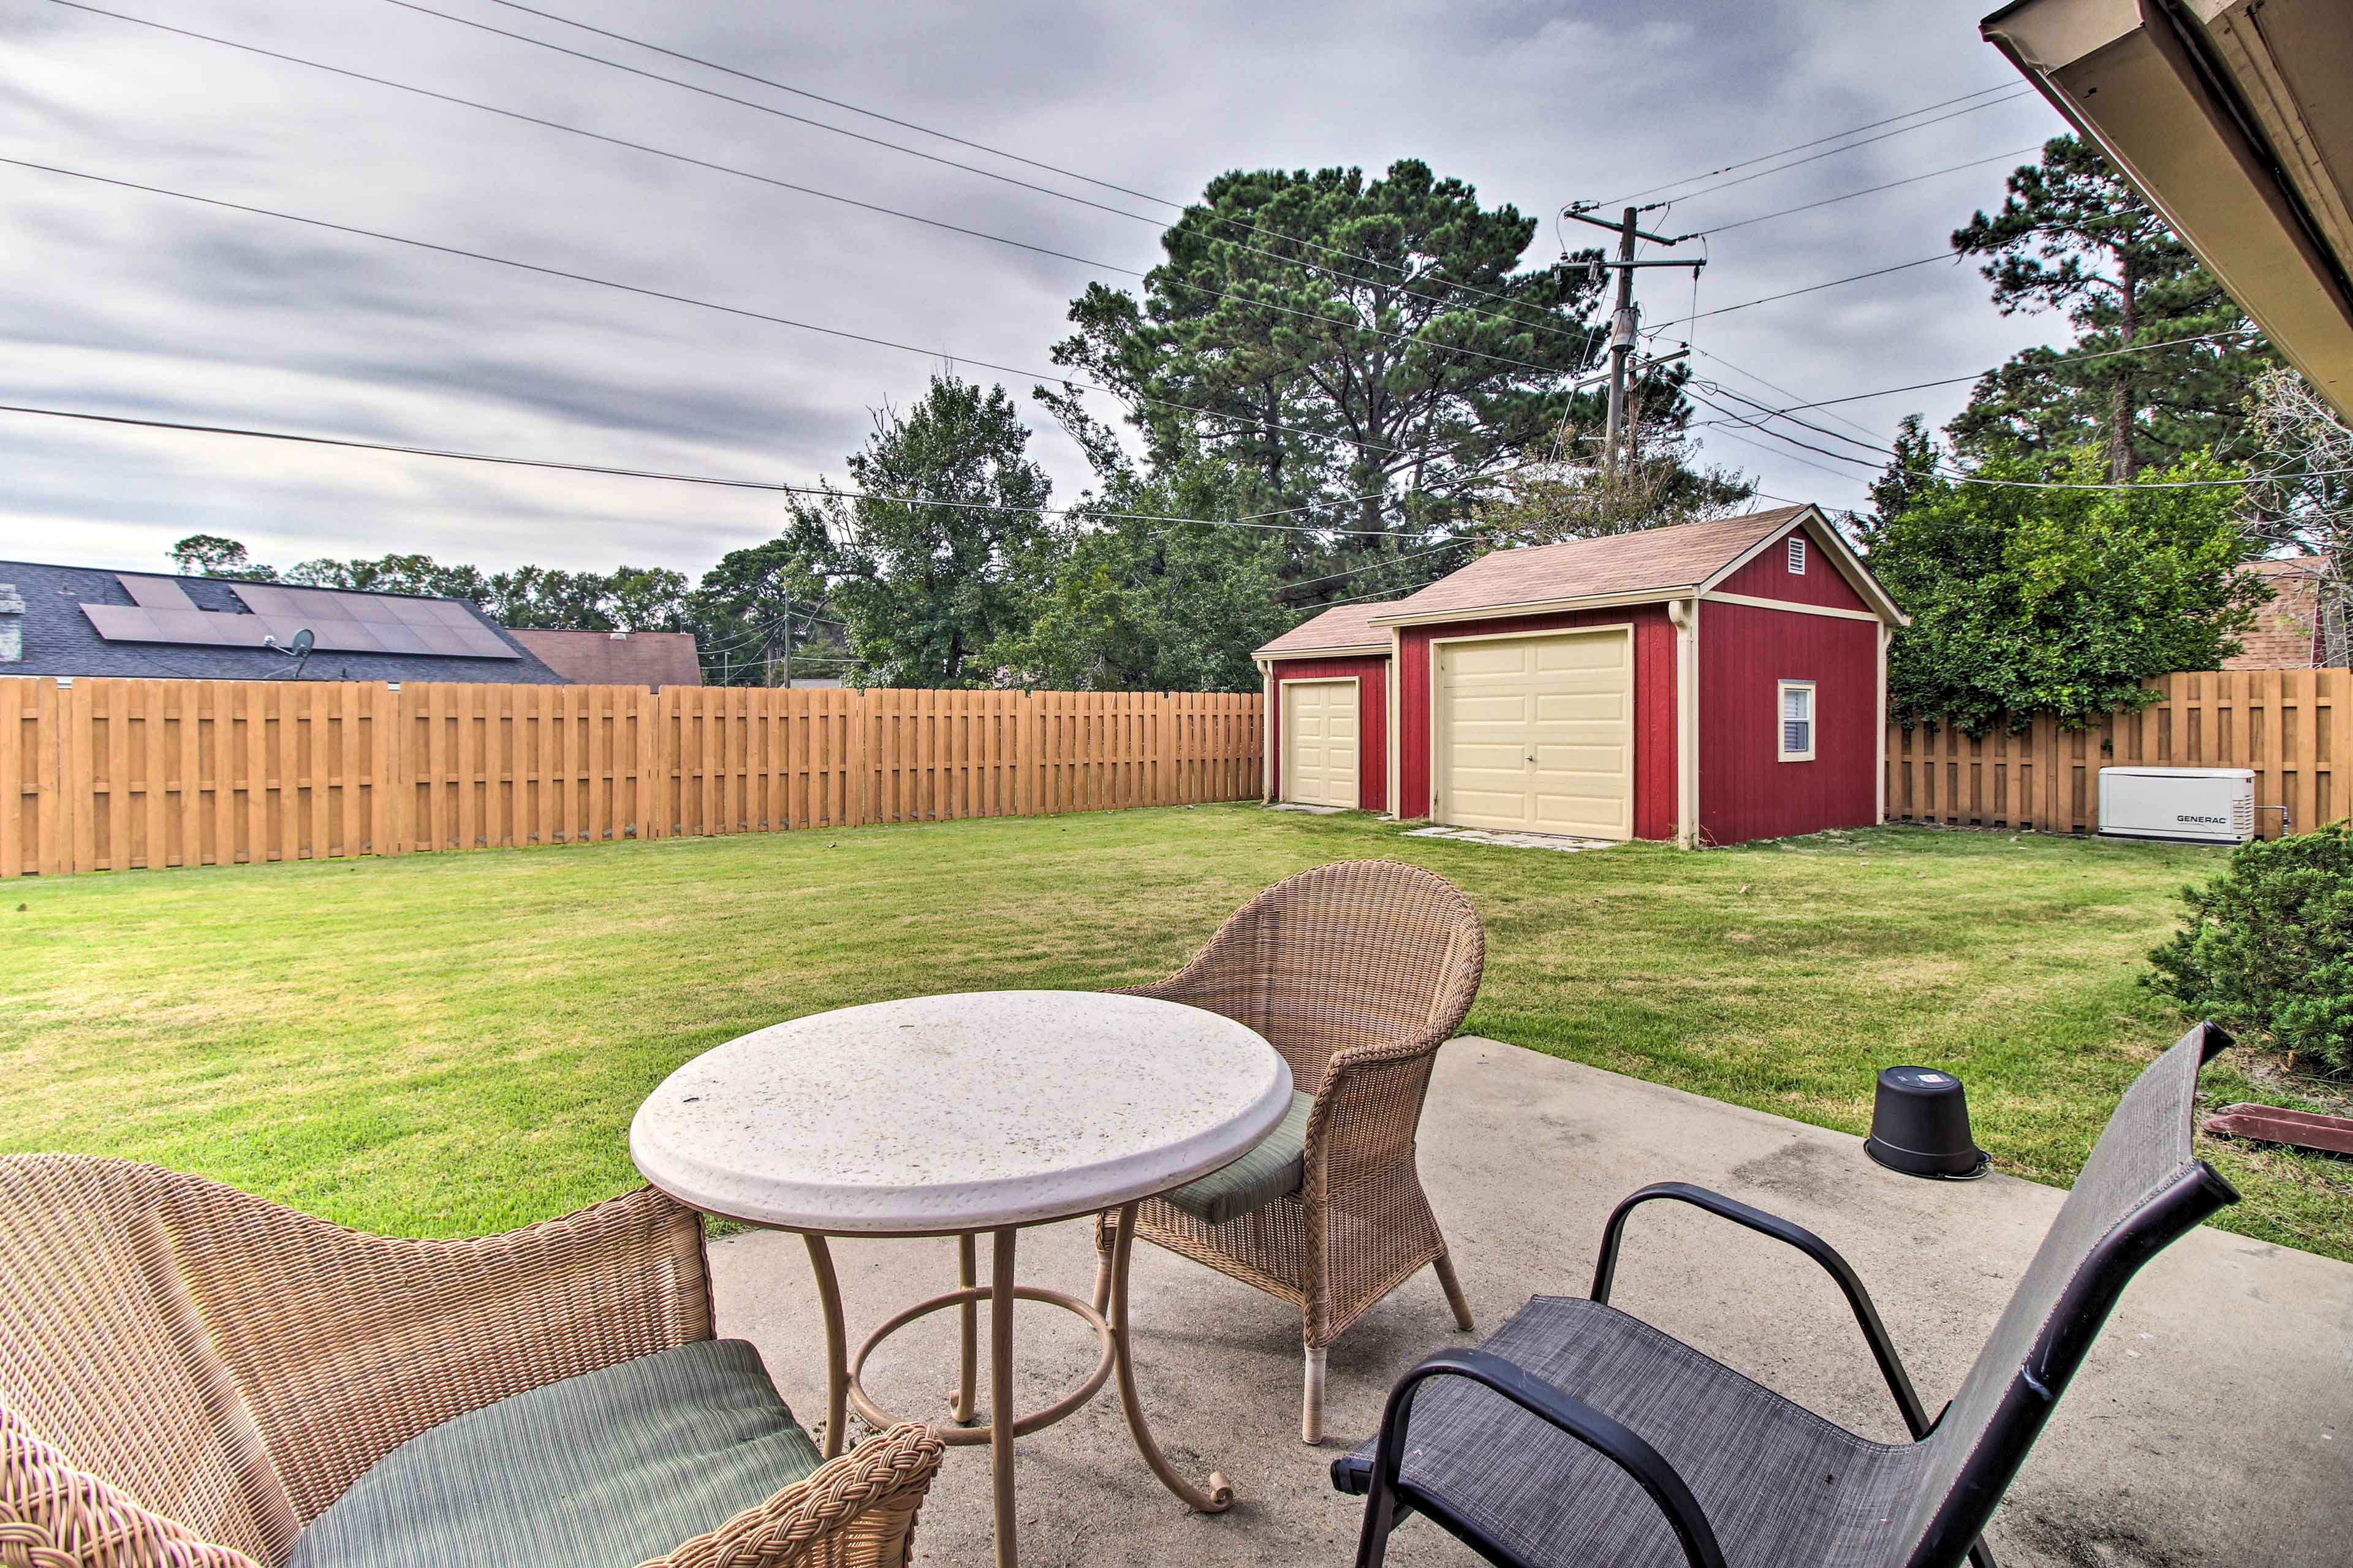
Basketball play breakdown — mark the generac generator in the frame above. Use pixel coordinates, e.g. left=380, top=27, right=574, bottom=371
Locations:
left=2096, top=767, right=2258, bottom=844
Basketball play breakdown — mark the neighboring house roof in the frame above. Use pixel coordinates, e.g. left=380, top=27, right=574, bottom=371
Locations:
left=1255, top=600, right=1397, bottom=659
left=0, top=559, right=566, bottom=683
left=2226, top=557, right=2329, bottom=670
left=1983, top=0, right=2353, bottom=420
left=1366, top=505, right=1903, bottom=626
left=506, top=628, right=703, bottom=687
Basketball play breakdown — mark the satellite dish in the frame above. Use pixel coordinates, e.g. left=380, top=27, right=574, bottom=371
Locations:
left=290, top=628, right=315, bottom=656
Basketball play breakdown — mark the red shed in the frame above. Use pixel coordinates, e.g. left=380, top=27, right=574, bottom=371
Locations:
left=1363, top=504, right=1905, bottom=847
left=1254, top=600, right=1395, bottom=812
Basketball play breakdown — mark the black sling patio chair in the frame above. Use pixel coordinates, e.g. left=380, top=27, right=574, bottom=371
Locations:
left=1333, top=1021, right=2241, bottom=1568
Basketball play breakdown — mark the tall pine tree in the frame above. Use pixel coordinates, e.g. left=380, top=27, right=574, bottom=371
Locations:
left=1949, top=135, right=2276, bottom=480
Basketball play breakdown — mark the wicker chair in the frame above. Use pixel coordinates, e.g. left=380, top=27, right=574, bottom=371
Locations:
left=1094, top=858, right=1487, bottom=1444
left=0, top=1154, right=942, bottom=1568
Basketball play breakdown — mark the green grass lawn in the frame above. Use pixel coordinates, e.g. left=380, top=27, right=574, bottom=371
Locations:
left=2, top=805, right=2345, bottom=1259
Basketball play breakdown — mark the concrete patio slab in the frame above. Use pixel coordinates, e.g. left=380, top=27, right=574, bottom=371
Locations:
left=710, top=1038, right=2352, bottom=1567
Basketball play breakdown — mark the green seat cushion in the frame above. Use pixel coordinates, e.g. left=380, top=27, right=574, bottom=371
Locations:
left=1162, top=1091, right=1314, bottom=1226
left=288, top=1339, right=822, bottom=1568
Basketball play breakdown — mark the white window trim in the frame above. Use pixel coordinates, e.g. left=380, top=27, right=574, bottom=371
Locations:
left=1778, top=679, right=1816, bottom=763
left=1786, top=535, right=1807, bottom=575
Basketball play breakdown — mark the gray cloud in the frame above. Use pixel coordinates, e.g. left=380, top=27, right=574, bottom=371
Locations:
left=1, top=0, right=2068, bottom=580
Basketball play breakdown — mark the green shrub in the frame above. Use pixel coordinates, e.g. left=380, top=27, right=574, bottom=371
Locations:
left=2147, top=824, right=2353, bottom=1075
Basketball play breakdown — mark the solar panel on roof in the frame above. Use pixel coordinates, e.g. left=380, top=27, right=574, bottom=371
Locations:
left=368, top=623, right=431, bottom=654
left=117, top=575, right=200, bottom=612
left=83, top=604, right=268, bottom=648
left=219, top=583, right=520, bottom=657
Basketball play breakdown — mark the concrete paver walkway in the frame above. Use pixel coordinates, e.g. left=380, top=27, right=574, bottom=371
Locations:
left=710, top=1038, right=2352, bottom=1567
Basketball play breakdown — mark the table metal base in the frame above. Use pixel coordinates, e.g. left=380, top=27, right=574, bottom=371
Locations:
left=803, top=1201, right=1231, bottom=1568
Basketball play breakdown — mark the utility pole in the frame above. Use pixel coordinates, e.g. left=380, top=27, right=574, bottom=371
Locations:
left=1602, top=206, right=1639, bottom=485
left=1563, top=204, right=1707, bottom=482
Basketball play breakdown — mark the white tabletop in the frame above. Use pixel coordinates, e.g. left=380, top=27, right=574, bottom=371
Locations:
left=631, top=990, right=1293, bottom=1233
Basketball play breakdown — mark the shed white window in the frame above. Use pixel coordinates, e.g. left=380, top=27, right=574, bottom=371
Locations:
left=1778, top=680, right=1816, bottom=762
left=1786, top=534, right=1807, bottom=574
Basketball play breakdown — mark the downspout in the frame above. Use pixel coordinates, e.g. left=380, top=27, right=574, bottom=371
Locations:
left=1387, top=626, right=1403, bottom=820
left=1668, top=597, right=1699, bottom=849
left=1258, top=657, right=1275, bottom=803
left=1876, top=623, right=1892, bottom=827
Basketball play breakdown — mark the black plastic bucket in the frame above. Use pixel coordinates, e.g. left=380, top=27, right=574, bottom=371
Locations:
left=1865, top=1066, right=1990, bottom=1180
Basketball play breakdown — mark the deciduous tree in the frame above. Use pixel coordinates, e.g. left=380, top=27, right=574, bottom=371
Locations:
left=794, top=375, right=1053, bottom=687
left=1860, top=447, right=2262, bottom=732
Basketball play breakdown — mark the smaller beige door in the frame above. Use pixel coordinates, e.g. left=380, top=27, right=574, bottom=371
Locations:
left=1283, top=679, right=1359, bottom=809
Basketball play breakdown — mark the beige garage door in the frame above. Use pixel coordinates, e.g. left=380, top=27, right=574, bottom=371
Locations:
left=1283, top=679, right=1359, bottom=809
left=1434, top=629, right=1632, bottom=838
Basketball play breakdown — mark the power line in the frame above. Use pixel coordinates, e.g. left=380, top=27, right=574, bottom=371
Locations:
left=478, top=0, right=1180, bottom=211
left=1315, top=581, right=1423, bottom=609
left=1696, top=382, right=1898, bottom=460
left=1687, top=347, right=1892, bottom=446
left=1646, top=253, right=1961, bottom=330
left=1689, top=380, right=2348, bottom=491
left=365, top=0, right=1605, bottom=355
left=1646, top=93, right=2037, bottom=208
left=1686, top=388, right=1887, bottom=474
left=1596, top=81, right=2020, bottom=206
left=0, top=400, right=1425, bottom=534
left=1700, top=422, right=1871, bottom=488
left=1280, top=539, right=1471, bottom=593
left=0, top=154, right=1447, bottom=466
left=1705, top=328, right=2261, bottom=417
left=46, top=2, right=1585, bottom=387
left=1695, top=147, right=2044, bottom=237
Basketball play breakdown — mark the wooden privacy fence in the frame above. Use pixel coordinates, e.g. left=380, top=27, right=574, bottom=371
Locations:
left=0, top=678, right=1261, bottom=878
left=1885, top=668, right=2346, bottom=838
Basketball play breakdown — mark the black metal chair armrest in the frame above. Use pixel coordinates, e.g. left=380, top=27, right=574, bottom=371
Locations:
left=1591, top=1183, right=1997, bottom=1568
left=1343, top=1348, right=1727, bottom=1568
left=1593, top=1181, right=1933, bottom=1436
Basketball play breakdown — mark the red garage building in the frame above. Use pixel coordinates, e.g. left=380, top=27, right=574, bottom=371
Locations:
left=1257, top=504, right=1906, bottom=847
left=1254, top=600, right=1394, bottom=813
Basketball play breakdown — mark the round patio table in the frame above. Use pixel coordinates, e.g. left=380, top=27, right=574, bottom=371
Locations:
left=630, top=989, right=1293, bottom=1568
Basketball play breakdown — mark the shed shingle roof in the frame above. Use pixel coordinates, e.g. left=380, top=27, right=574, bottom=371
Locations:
left=1371, top=506, right=1818, bottom=623
left=506, top=629, right=703, bottom=686
left=1255, top=600, right=1397, bottom=658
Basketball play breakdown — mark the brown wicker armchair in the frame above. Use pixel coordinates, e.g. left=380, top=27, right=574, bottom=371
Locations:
left=1095, top=859, right=1486, bottom=1444
left=0, top=1155, right=941, bottom=1568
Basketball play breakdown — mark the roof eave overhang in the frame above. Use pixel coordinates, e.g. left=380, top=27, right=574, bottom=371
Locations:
left=1366, top=585, right=1707, bottom=629
left=1982, top=0, right=2353, bottom=422
left=1256, top=642, right=1391, bottom=660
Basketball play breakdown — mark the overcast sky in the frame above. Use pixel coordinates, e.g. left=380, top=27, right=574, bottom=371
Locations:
left=0, top=0, right=2074, bottom=580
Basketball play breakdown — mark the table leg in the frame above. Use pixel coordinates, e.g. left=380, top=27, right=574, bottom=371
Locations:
left=991, top=1227, right=1020, bottom=1568
left=1108, top=1202, right=1235, bottom=1512
left=803, top=1233, right=849, bottom=1460
left=951, top=1232, right=980, bottom=1424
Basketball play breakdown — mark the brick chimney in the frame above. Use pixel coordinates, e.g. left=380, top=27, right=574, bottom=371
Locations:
left=0, top=582, right=22, bottom=663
